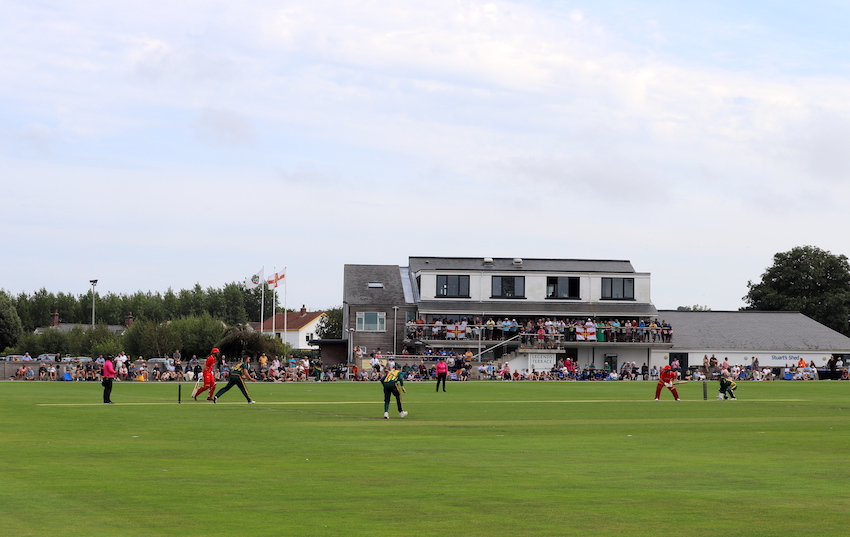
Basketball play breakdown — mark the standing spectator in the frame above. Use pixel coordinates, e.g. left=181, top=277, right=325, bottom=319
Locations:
left=435, top=358, right=448, bottom=392
left=379, top=365, right=407, bottom=419
left=102, top=356, right=116, bottom=404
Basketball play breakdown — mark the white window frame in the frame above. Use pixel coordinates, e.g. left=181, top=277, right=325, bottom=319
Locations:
left=356, top=311, right=387, bottom=332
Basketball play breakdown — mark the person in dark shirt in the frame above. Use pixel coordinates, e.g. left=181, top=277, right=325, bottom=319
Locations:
left=213, top=355, right=256, bottom=404
left=380, top=367, right=408, bottom=419
left=718, top=374, right=737, bottom=400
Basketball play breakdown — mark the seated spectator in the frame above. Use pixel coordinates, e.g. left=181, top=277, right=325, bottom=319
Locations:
left=84, top=361, right=95, bottom=381
left=48, top=363, right=57, bottom=381
left=74, top=361, right=86, bottom=381
left=25, top=367, right=35, bottom=380
left=38, top=363, right=48, bottom=380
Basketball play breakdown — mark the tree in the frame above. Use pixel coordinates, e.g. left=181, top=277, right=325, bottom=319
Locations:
left=0, top=291, right=23, bottom=352
left=123, top=319, right=181, bottom=359
left=677, top=304, right=711, bottom=311
left=315, top=306, right=342, bottom=339
left=744, top=245, right=850, bottom=334
left=171, top=314, right=227, bottom=359
left=221, top=283, right=248, bottom=326
left=217, top=324, right=282, bottom=359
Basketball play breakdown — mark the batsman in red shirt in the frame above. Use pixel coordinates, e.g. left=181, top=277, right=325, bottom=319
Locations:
left=655, top=364, right=680, bottom=401
left=193, top=348, right=220, bottom=401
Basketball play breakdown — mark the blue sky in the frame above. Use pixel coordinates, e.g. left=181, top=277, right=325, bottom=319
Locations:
left=3, top=0, right=850, bottom=314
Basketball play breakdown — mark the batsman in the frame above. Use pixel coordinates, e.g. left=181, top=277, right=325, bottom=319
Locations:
left=193, top=347, right=219, bottom=401
left=654, top=364, right=681, bottom=401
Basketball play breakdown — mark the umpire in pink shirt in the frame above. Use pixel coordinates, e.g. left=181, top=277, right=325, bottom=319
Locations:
left=102, top=356, right=116, bottom=404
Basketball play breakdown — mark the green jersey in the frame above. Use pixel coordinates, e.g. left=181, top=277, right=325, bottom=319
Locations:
left=719, top=377, right=736, bottom=391
left=230, top=361, right=247, bottom=379
left=381, top=369, right=404, bottom=387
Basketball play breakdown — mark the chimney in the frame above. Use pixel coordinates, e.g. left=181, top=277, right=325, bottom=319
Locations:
left=300, top=305, right=307, bottom=315
left=51, top=309, right=60, bottom=327
left=125, top=312, right=135, bottom=328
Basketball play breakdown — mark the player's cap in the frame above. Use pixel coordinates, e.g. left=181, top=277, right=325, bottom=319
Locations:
left=211, top=348, right=220, bottom=354
left=663, top=365, right=671, bottom=370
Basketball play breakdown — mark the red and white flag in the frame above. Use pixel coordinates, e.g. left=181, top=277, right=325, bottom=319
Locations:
left=267, top=268, right=286, bottom=288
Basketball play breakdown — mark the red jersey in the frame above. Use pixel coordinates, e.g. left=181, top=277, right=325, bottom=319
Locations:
left=659, top=369, right=677, bottom=383
left=204, top=355, right=216, bottom=372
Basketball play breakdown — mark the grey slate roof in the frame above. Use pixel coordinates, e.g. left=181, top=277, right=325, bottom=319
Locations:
left=409, top=257, right=636, bottom=273
left=659, top=310, right=850, bottom=352
left=343, top=265, right=409, bottom=305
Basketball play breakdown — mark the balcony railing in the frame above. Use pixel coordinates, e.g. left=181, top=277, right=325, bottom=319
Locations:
left=405, top=322, right=672, bottom=344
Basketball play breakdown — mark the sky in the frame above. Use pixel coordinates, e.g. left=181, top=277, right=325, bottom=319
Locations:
left=3, top=0, right=850, bottom=314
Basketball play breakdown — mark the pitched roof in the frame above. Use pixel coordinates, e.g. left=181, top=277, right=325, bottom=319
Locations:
left=343, top=265, right=408, bottom=305
left=659, top=310, right=850, bottom=352
left=259, top=309, right=325, bottom=332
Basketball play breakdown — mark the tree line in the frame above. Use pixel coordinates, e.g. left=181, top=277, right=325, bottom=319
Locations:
left=10, top=282, right=274, bottom=332
left=0, top=283, right=299, bottom=359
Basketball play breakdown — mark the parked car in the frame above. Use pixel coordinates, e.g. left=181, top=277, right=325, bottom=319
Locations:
left=37, top=354, right=59, bottom=361
left=3, top=355, right=25, bottom=361
left=61, top=356, right=93, bottom=363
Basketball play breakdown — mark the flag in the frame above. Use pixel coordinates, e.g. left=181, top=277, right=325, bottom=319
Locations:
left=586, top=323, right=597, bottom=341
left=267, top=268, right=286, bottom=288
left=245, top=268, right=264, bottom=289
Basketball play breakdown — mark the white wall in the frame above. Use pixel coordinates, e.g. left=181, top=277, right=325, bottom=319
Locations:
left=418, top=271, right=652, bottom=304
left=649, top=349, right=833, bottom=370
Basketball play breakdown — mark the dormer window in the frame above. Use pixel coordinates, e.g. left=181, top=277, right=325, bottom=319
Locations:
left=367, top=282, right=384, bottom=289
left=437, top=275, right=470, bottom=298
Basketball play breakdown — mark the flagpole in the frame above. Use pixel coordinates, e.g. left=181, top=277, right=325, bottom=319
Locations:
left=260, top=265, right=265, bottom=334
left=284, top=267, right=288, bottom=351
left=271, top=265, right=277, bottom=341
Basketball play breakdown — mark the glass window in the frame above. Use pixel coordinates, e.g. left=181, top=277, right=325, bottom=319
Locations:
left=437, top=275, right=470, bottom=298
left=356, top=312, right=386, bottom=331
left=601, top=278, right=634, bottom=300
left=491, top=276, right=525, bottom=298
left=546, top=276, right=580, bottom=299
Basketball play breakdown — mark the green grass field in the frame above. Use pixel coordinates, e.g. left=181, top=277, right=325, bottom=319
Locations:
left=2, top=379, right=849, bottom=537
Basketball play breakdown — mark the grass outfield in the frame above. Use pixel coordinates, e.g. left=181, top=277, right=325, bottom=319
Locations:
left=2, top=379, right=849, bottom=537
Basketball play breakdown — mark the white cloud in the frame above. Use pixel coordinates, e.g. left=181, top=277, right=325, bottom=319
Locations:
left=3, top=0, right=850, bottom=311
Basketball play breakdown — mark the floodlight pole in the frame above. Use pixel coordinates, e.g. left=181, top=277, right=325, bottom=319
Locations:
left=90, top=279, right=98, bottom=328
left=346, top=328, right=355, bottom=380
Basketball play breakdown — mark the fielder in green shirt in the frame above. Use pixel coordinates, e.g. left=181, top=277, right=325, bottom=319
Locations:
left=213, top=355, right=256, bottom=404
left=380, top=367, right=408, bottom=419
